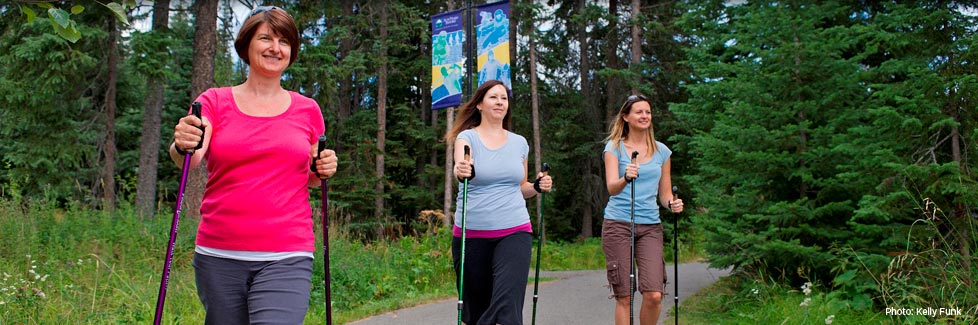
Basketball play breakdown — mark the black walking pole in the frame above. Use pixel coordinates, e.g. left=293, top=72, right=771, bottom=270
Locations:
left=531, top=163, right=551, bottom=325
left=316, top=135, right=333, bottom=325
left=671, top=186, right=679, bottom=325
left=154, top=102, right=203, bottom=325
left=628, top=151, right=638, bottom=325
left=457, top=145, right=472, bottom=325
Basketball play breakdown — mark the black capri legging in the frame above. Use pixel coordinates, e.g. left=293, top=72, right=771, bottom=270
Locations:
left=452, top=231, right=532, bottom=325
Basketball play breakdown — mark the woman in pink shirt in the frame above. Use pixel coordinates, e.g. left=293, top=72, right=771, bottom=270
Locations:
left=169, top=6, right=337, bottom=324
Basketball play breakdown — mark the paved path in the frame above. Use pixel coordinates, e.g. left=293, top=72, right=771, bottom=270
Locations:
left=349, top=262, right=732, bottom=325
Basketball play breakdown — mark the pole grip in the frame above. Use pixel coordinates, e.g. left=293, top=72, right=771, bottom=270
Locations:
left=541, top=162, right=550, bottom=177
left=315, top=135, right=328, bottom=179
left=630, top=151, right=638, bottom=163
left=191, top=102, right=204, bottom=150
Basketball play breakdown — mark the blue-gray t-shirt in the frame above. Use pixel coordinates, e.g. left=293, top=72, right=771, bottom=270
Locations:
left=454, top=129, right=531, bottom=230
left=603, top=140, right=672, bottom=224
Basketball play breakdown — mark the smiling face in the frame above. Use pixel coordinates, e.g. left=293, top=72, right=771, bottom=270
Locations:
left=477, top=84, right=509, bottom=122
left=623, top=100, right=652, bottom=130
left=247, top=23, right=291, bottom=77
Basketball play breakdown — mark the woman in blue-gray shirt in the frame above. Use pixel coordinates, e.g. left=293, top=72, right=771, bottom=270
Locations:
left=601, top=94, right=683, bottom=325
left=448, top=80, right=553, bottom=325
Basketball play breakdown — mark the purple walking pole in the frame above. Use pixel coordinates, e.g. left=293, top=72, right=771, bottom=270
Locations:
left=154, top=102, right=202, bottom=325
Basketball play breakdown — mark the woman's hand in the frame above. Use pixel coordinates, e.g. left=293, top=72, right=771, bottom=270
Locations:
left=314, top=149, right=338, bottom=178
left=669, top=198, right=684, bottom=213
left=454, top=158, right=473, bottom=180
left=173, top=115, right=207, bottom=154
left=624, top=162, right=639, bottom=181
left=534, top=174, right=553, bottom=193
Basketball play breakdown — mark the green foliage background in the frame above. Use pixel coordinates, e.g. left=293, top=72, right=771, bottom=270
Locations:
left=1, top=0, right=975, bottom=318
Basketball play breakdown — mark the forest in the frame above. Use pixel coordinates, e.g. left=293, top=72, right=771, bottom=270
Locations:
left=2, top=0, right=976, bottom=318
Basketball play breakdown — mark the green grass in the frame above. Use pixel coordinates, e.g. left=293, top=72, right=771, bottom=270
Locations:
left=675, top=274, right=898, bottom=325
left=0, top=197, right=705, bottom=324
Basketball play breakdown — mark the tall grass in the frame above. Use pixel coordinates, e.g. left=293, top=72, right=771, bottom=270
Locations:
left=0, top=198, right=462, bottom=324
left=2, top=198, right=648, bottom=324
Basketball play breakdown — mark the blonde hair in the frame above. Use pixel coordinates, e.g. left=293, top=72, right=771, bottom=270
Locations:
left=605, top=95, right=656, bottom=157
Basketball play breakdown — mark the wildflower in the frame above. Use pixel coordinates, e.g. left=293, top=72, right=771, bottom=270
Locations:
left=800, top=297, right=811, bottom=307
left=751, top=288, right=759, bottom=295
left=825, top=315, right=835, bottom=324
left=801, top=282, right=812, bottom=295
left=26, top=254, right=31, bottom=258
left=77, top=259, right=83, bottom=265
left=0, top=301, right=4, bottom=305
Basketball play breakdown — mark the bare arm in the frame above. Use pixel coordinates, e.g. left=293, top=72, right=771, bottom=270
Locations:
left=657, top=158, right=683, bottom=212
left=604, top=151, right=637, bottom=196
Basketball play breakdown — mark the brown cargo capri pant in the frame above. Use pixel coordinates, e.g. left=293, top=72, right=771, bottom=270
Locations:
left=601, top=219, right=666, bottom=298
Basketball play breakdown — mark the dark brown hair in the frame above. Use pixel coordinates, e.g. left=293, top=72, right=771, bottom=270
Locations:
left=234, top=7, right=299, bottom=66
left=446, top=80, right=512, bottom=140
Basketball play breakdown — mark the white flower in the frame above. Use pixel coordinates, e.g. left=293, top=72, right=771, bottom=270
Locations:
left=801, top=282, right=812, bottom=295
left=0, top=300, right=5, bottom=305
left=751, top=288, right=760, bottom=295
left=800, top=297, right=811, bottom=307
left=26, top=254, right=31, bottom=258
left=825, top=315, right=835, bottom=324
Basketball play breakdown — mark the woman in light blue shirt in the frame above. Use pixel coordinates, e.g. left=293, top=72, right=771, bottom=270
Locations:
left=601, top=95, right=683, bottom=325
left=448, top=80, right=553, bottom=325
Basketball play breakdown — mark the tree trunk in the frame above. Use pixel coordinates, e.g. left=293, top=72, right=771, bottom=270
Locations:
left=578, top=0, right=595, bottom=239
left=442, top=0, right=458, bottom=226
left=530, top=20, right=543, bottom=242
left=136, top=0, right=171, bottom=219
left=102, top=18, right=120, bottom=212
left=444, top=107, right=455, bottom=225
left=337, top=1, right=354, bottom=125
left=629, top=0, right=641, bottom=94
left=606, top=0, right=624, bottom=121
left=375, top=2, right=388, bottom=238
left=186, top=0, right=219, bottom=219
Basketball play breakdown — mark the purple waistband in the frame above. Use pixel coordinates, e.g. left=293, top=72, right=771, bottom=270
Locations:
left=453, top=222, right=532, bottom=238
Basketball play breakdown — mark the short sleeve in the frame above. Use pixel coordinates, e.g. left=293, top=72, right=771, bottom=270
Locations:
left=654, top=141, right=672, bottom=163
left=192, top=87, right=222, bottom=126
left=602, top=141, right=620, bottom=162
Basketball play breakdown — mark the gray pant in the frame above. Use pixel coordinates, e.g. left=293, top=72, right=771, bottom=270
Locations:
left=193, top=253, right=313, bottom=325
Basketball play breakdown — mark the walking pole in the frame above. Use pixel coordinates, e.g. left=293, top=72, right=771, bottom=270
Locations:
left=628, top=151, right=638, bottom=325
left=671, top=186, right=679, bottom=325
left=531, top=163, right=551, bottom=325
left=316, top=135, right=333, bottom=325
left=457, top=145, right=472, bottom=325
left=154, top=102, right=202, bottom=325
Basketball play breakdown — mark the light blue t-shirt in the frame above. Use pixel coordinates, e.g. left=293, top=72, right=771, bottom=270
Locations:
left=454, top=129, right=531, bottom=230
left=603, top=140, right=672, bottom=224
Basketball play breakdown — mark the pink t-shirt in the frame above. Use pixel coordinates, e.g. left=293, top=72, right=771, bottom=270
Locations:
left=194, top=87, right=325, bottom=252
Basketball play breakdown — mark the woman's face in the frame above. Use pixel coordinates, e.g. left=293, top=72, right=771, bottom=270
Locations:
left=623, top=100, right=652, bottom=130
left=477, top=84, right=509, bottom=122
left=248, top=22, right=291, bottom=77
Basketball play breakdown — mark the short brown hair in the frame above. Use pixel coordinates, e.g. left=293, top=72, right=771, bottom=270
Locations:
left=234, top=7, right=299, bottom=66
